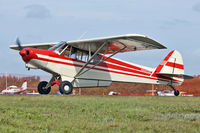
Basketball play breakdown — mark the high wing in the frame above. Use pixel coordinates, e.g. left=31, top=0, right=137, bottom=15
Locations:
left=67, top=34, right=166, bottom=54
left=10, top=42, right=58, bottom=50
left=10, top=34, right=166, bottom=54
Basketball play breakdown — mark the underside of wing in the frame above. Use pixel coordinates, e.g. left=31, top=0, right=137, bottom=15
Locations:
left=9, top=42, right=58, bottom=50
left=67, top=34, right=166, bottom=54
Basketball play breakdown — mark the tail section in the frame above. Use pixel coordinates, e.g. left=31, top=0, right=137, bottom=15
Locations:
left=154, top=50, right=185, bottom=86
left=21, top=80, right=27, bottom=90
left=155, top=50, right=184, bottom=75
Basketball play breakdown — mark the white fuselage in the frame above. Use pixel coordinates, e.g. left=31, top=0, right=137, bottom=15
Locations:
left=25, top=49, right=183, bottom=88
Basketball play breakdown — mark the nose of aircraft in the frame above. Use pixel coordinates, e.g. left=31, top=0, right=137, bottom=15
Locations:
left=19, top=48, right=36, bottom=63
left=19, top=49, right=26, bottom=57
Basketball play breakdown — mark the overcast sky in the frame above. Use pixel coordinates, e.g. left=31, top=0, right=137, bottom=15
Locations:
left=0, top=0, right=200, bottom=76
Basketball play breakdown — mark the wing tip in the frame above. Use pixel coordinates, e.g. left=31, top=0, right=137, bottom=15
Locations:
left=9, top=45, right=18, bottom=50
left=161, top=45, right=167, bottom=49
left=124, top=34, right=167, bottom=49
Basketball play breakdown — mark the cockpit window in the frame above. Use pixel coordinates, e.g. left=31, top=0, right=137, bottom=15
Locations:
left=49, top=41, right=65, bottom=51
left=49, top=42, right=101, bottom=63
left=49, top=41, right=67, bottom=54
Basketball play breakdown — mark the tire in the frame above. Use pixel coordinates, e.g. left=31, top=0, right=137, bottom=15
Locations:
left=174, top=90, right=180, bottom=96
left=59, top=81, right=73, bottom=95
left=38, top=81, right=51, bottom=94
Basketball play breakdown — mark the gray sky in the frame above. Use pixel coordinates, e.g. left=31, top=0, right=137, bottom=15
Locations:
left=0, top=0, right=200, bottom=76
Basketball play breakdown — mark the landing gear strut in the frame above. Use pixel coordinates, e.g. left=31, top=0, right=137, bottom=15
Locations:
left=37, top=74, right=73, bottom=95
left=37, top=75, right=58, bottom=95
left=169, top=85, right=179, bottom=96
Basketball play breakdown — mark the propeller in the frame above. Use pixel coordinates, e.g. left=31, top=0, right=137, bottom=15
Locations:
left=16, top=38, right=23, bottom=50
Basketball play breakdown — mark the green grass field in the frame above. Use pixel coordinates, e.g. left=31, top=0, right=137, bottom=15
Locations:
left=0, top=96, right=200, bottom=133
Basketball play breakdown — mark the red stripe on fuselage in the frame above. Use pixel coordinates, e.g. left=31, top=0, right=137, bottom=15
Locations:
left=37, top=55, right=152, bottom=77
left=104, top=56, right=152, bottom=74
left=40, top=50, right=153, bottom=76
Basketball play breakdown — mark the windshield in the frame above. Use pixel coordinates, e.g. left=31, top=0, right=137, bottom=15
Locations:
left=49, top=41, right=66, bottom=51
left=49, top=41, right=101, bottom=63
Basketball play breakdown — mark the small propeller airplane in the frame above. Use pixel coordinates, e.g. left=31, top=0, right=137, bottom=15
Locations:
left=10, top=34, right=191, bottom=96
left=1, top=80, right=27, bottom=94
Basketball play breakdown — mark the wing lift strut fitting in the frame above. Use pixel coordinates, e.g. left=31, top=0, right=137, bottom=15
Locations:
left=74, top=42, right=127, bottom=78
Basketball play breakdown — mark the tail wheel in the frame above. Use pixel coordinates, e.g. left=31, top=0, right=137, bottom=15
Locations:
left=38, top=81, right=51, bottom=94
left=174, top=90, right=180, bottom=96
left=169, top=85, right=179, bottom=96
left=59, top=81, right=73, bottom=95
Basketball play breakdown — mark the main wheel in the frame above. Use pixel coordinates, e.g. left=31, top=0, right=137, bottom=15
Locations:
left=38, top=81, right=51, bottom=94
left=174, top=90, right=180, bottom=96
left=59, top=81, right=73, bottom=95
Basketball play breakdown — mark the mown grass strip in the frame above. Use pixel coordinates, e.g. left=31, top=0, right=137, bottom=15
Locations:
left=0, top=95, right=200, bottom=133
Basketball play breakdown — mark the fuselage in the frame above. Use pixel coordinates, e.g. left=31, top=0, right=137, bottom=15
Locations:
left=19, top=48, right=183, bottom=87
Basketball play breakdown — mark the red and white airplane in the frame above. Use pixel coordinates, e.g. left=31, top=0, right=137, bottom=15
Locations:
left=1, top=80, right=27, bottom=94
left=10, top=34, right=190, bottom=96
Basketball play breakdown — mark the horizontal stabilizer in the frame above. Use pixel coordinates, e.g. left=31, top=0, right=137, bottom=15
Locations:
left=156, top=73, right=193, bottom=79
left=183, top=75, right=194, bottom=79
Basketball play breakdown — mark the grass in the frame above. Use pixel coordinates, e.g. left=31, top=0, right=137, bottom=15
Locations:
left=0, top=96, right=200, bottom=133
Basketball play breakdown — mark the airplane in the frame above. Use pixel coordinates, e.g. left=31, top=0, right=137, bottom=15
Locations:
left=157, top=90, right=175, bottom=96
left=1, top=80, right=27, bottom=94
left=157, top=90, right=193, bottom=96
left=10, top=34, right=191, bottom=96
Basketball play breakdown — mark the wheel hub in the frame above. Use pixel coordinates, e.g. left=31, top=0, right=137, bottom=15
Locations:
left=64, top=85, right=70, bottom=91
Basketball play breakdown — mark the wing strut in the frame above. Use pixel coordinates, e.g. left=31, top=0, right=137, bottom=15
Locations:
left=74, top=42, right=127, bottom=78
left=74, top=42, right=108, bottom=78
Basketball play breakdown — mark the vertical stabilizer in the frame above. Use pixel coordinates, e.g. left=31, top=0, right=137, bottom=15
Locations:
left=155, top=50, right=184, bottom=75
left=21, top=80, right=27, bottom=90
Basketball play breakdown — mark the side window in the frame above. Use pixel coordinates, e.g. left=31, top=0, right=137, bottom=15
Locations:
left=64, top=47, right=100, bottom=63
left=60, top=46, right=79, bottom=58
left=75, top=51, right=82, bottom=60
left=81, top=52, right=89, bottom=62
left=75, top=50, right=89, bottom=62
left=92, top=55, right=100, bottom=63
left=60, top=46, right=70, bottom=57
left=69, top=47, right=85, bottom=60
left=63, top=48, right=70, bottom=57
left=70, top=47, right=77, bottom=58
left=88, top=54, right=101, bottom=64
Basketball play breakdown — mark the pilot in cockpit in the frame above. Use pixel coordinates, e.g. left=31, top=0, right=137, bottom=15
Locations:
left=70, top=47, right=77, bottom=59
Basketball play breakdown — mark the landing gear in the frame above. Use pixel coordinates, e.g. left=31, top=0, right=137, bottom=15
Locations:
left=169, top=85, right=179, bottom=96
left=59, top=81, right=73, bottom=95
left=38, top=81, right=51, bottom=94
left=37, top=75, right=73, bottom=95
left=174, top=90, right=180, bottom=96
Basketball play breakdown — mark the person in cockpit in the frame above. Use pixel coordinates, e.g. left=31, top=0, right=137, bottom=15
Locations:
left=71, top=47, right=77, bottom=59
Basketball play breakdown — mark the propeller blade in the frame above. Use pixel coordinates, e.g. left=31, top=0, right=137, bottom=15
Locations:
left=16, top=38, right=23, bottom=50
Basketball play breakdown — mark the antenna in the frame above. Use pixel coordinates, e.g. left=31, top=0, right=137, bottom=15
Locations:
left=77, top=31, right=88, bottom=40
